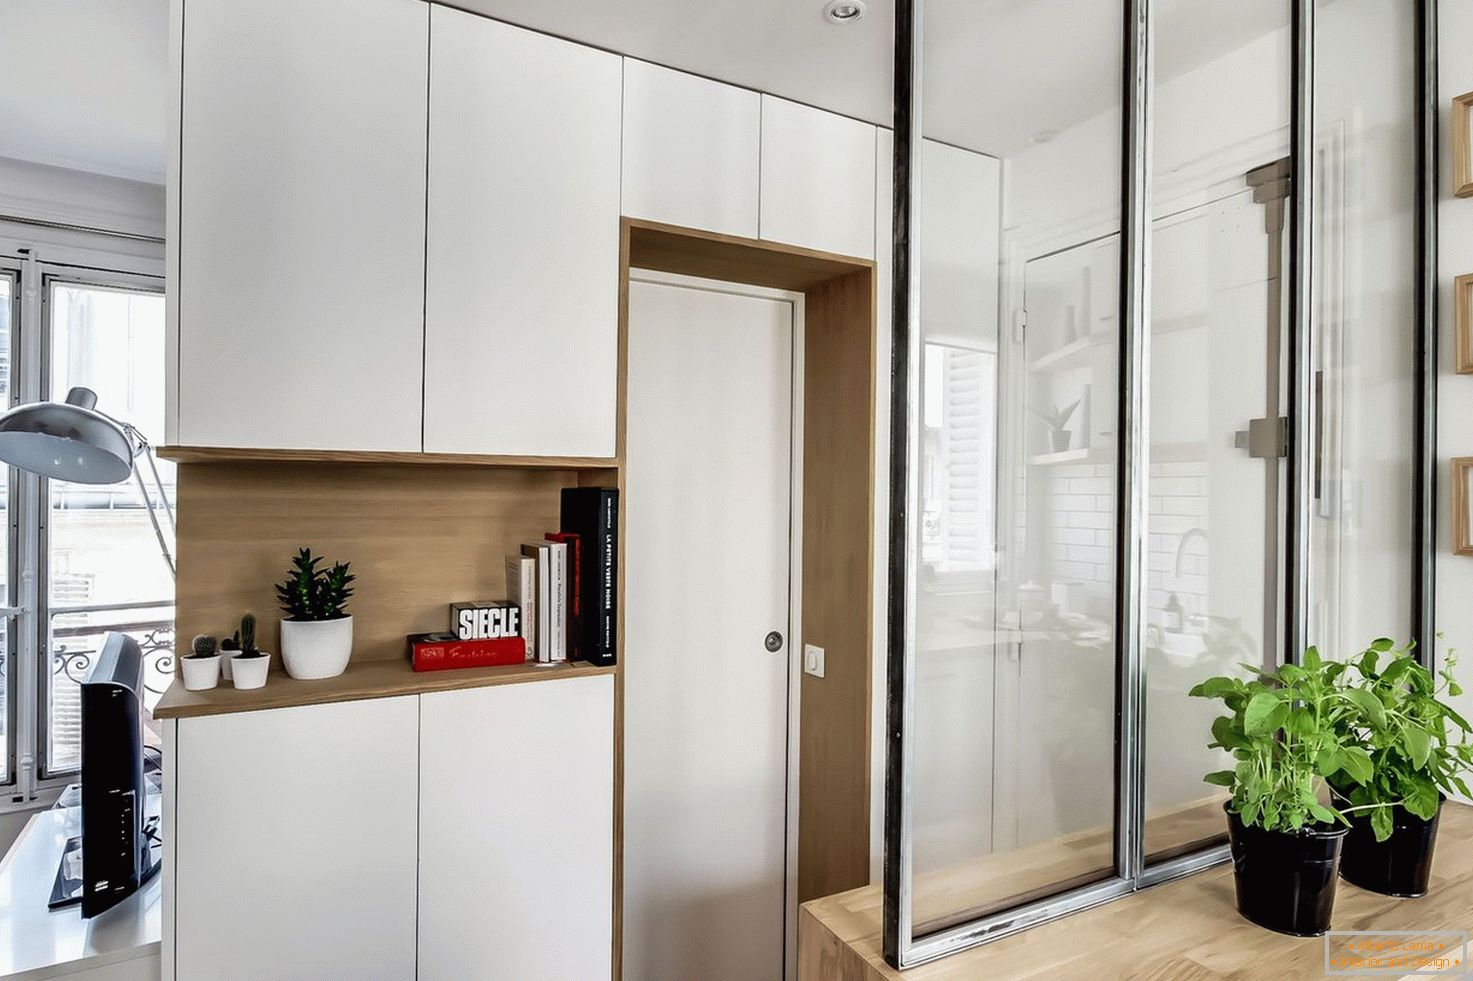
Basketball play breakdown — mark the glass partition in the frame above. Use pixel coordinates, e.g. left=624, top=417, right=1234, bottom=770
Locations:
left=886, top=0, right=1433, bottom=967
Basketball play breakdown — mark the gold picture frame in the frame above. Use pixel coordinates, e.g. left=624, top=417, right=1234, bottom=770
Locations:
left=1454, top=458, right=1473, bottom=556
left=1455, top=91, right=1473, bottom=198
left=1457, top=273, right=1473, bottom=374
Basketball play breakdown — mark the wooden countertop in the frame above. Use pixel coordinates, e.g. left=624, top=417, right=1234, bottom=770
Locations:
left=800, top=802, right=1473, bottom=980
left=153, top=657, right=615, bottom=719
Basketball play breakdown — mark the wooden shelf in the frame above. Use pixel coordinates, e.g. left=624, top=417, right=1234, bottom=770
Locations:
left=1026, top=447, right=1092, bottom=466
left=1027, top=337, right=1092, bottom=373
left=158, top=445, right=619, bottom=470
left=153, top=657, right=616, bottom=720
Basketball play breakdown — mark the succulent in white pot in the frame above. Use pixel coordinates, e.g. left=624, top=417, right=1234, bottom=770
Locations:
left=180, top=633, right=221, bottom=691
left=228, top=613, right=271, bottom=690
left=276, top=547, right=355, bottom=681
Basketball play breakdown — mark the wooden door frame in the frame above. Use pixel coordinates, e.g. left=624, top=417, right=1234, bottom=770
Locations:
left=615, top=218, right=877, bottom=979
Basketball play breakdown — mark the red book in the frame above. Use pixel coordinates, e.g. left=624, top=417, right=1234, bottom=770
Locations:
left=407, top=632, right=528, bottom=672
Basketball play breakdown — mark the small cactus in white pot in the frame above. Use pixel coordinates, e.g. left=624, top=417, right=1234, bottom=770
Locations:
left=276, top=548, right=355, bottom=681
left=228, top=613, right=271, bottom=690
left=180, top=633, right=221, bottom=691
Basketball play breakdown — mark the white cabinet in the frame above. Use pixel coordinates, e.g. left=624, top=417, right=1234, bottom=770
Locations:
left=418, top=675, right=615, bottom=981
left=176, top=0, right=428, bottom=452
left=424, top=9, right=621, bottom=457
left=759, top=96, right=876, bottom=258
left=920, top=140, right=1002, bottom=346
left=171, top=697, right=419, bottom=980
left=622, top=59, right=761, bottom=237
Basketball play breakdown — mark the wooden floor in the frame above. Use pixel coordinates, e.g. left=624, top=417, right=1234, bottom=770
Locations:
left=800, top=801, right=1473, bottom=980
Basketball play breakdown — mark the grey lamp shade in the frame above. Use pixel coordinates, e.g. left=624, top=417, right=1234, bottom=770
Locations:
left=0, top=387, right=134, bottom=485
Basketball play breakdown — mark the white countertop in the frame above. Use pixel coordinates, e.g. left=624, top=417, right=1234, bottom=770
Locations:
left=0, top=802, right=160, bottom=980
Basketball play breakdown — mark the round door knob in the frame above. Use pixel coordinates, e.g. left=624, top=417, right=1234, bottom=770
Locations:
left=764, top=631, right=784, bottom=652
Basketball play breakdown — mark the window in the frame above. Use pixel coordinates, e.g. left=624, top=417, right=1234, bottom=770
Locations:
left=0, top=259, right=171, bottom=799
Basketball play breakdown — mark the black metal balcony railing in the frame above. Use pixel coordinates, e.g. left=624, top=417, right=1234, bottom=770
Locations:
left=52, top=616, right=175, bottom=695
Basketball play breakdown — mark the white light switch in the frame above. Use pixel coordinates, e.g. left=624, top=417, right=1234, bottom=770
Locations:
left=803, top=644, right=825, bottom=678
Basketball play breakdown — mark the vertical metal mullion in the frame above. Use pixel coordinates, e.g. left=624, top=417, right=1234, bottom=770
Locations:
left=1114, top=0, right=1152, bottom=885
left=1412, top=0, right=1438, bottom=668
left=883, top=0, right=923, bottom=967
left=1285, top=0, right=1316, bottom=665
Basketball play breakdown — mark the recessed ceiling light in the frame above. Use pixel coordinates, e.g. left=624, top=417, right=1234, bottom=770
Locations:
left=823, top=0, right=866, bottom=24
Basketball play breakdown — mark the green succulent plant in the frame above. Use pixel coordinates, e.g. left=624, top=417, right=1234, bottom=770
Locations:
left=188, top=634, right=217, bottom=659
left=276, top=548, right=355, bottom=622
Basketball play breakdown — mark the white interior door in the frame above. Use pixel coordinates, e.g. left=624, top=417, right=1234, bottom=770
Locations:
left=624, top=278, right=795, bottom=981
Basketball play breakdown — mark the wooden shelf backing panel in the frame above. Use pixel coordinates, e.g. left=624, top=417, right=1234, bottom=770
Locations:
left=159, top=445, right=618, bottom=470
left=154, top=657, right=614, bottom=719
left=175, top=461, right=613, bottom=666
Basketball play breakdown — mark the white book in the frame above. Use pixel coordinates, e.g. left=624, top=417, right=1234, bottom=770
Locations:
left=544, top=540, right=567, bottom=662
left=504, top=555, right=535, bottom=659
left=520, top=542, right=552, bottom=662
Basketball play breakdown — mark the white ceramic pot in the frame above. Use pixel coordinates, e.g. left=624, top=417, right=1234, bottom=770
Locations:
left=219, top=648, right=235, bottom=682
left=180, top=654, right=221, bottom=691
left=231, top=652, right=271, bottom=690
left=280, top=616, right=353, bottom=680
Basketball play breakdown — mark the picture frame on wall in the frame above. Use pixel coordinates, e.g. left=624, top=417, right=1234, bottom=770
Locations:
left=1453, top=457, right=1473, bottom=556
left=1454, top=91, right=1473, bottom=198
left=1456, top=273, right=1473, bottom=374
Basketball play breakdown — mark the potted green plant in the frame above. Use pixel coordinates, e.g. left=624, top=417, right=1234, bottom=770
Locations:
left=181, top=634, right=221, bottom=691
left=226, top=612, right=270, bottom=690
left=1330, top=638, right=1473, bottom=897
left=1029, top=399, right=1080, bottom=453
left=1189, top=649, right=1362, bottom=936
left=276, top=548, right=355, bottom=680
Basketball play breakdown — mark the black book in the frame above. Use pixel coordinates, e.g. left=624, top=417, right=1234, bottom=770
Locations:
left=559, top=486, right=617, bottom=666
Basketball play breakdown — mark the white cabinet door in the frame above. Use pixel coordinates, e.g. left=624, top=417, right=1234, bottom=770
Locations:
left=423, top=8, right=621, bottom=458
left=920, top=140, right=1002, bottom=346
left=177, top=0, right=427, bottom=451
left=621, top=59, right=761, bottom=237
left=172, top=698, right=419, bottom=980
left=418, top=675, right=614, bottom=981
left=758, top=96, right=876, bottom=258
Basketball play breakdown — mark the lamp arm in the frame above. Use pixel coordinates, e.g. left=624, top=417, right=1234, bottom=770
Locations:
left=119, top=424, right=177, bottom=581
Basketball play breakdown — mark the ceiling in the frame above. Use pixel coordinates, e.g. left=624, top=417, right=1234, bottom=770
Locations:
left=455, top=0, right=896, bottom=126
left=0, top=0, right=1301, bottom=189
left=0, top=0, right=168, bottom=185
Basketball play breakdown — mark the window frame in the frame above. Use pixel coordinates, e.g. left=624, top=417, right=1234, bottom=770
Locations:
left=0, top=241, right=167, bottom=809
left=36, top=267, right=168, bottom=781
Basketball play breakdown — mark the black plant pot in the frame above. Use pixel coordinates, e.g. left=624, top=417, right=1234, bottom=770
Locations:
left=1225, top=802, right=1348, bottom=936
left=1338, top=797, right=1443, bottom=898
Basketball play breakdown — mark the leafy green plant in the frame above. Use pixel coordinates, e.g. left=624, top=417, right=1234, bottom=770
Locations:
left=276, top=548, right=354, bottom=622
left=1329, top=638, right=1473, bottom=841
left=1189, top=648, right=1382, bottom=833
left=187, top=634, right=217, bottom=659
left=1028, top=398, right=1080, bottom=434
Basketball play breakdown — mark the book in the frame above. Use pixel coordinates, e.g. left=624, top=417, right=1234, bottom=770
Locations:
left=559, top=487, right=618, bottom=666
left=504, top=555, right=535, bottom=659
left=407, top=632, right=527, bottom=672
left=449, top=600, right=522, bottom=642
left=546, top=532, right=583, bottom=661
left=520, top=542, right=553, bottom=662
left=544, top=539, right=567, bottom=662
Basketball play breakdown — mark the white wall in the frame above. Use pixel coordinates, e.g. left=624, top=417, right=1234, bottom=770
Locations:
left=1437, top=2, right=1473, bottom=781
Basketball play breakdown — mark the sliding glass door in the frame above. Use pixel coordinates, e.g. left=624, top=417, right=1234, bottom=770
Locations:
left=885, top=0, right=1429, bottom=967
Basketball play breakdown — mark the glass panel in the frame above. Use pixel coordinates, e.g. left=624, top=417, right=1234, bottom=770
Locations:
left=1143, top=0, right=1293, bottom=863
left=1307, top=0, right=1416, bottom=653
left=909, top=0, right=1122, bottom=933
left=45, top=280, right=172, bottom=775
